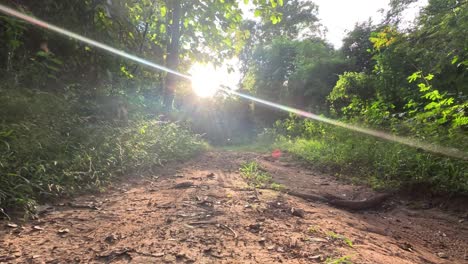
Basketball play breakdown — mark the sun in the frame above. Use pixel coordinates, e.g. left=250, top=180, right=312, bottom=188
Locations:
left=190, top=63, right=221, bottom=98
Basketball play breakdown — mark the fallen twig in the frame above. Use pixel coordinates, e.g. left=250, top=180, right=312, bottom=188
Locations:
left=97, top=247, right=132, bottom=262
left=188, top=221, right=237, bottom=238
left=133, top=250, right=165, bottom=258
left=66, top=202, right=100, bottom=210
left=0, top=208, right=11, bottom=221
left=188, top=220, right=218, bottom=225
left=219, top=223, right=238, bottom=239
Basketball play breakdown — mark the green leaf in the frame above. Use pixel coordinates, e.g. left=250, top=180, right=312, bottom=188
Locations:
left=160, top=6, right=167, bottom=17
left=270, top=13, right=281, bottom=24
left=417, top=83, right=430, bottom=92
left=36, top=51, right=49, bottom=57
left=425, top=73, right=434, bottom=81
left=407, top=71, right=421, bottom=83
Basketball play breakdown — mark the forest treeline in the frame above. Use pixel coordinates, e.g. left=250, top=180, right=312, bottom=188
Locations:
left=242, top=0, right=467, bottom=194
left=0, top=0, right=467, bottom=214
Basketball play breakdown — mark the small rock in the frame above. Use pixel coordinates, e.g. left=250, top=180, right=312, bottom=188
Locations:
left=436, top=252, right=448, bottom=259
left=399, top=242, right=413, bottom=252
left=244, top=204, right=252, bottom=208
left=248, top=223, right=261, bottom=233
left=177, top=251, right=195, bottom=261
left=163, top=254, right=176, bottom=262
left=309, top=237, right=328, bottom=243
left=276, top=246, right=285, bottom=253
left=36, top=204, right=54, bottom=215
left=308, top=255, right=322, bottom=260
left=290, top=207, right=305, bottom=218
left=32, top=226, right=44, bottom=231
left=7, top=223, right=18, bottom=228
left=57, top=228, right=69, bottom=234
left=104, top=234, right=118, bottom=244
left=267, top=245, right=275, bottom=250
left=259, top=237, right=266, bottom=244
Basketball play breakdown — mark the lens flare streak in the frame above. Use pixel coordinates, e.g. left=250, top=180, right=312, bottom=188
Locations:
left=1, top=4, right=466, bottom=161
left=223, top=88, right=467, bottom=161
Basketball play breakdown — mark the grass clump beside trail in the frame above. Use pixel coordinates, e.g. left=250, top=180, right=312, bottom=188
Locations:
left=240, top=161, right=285, bottom=191
left=325, top=255, right=353, bottom=264
left=251, top=117, right=468, bottom=195
left=0, top=89, right=206, bottom=216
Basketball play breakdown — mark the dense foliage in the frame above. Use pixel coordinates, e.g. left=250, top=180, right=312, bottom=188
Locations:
left=0, top=87, right=206, bottom=215
left=241, top=0, right=467, bottom=193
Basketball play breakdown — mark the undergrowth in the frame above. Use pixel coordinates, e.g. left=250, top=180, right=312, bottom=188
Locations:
left=0, top=88, right=205, bottom=216
left=325, top=255, right=353, bottom=264
left=256, top=117, right=468, bottom=194
left=326, top=231, right=354, bottom=248
left=240, top=161, right=285, bottom=191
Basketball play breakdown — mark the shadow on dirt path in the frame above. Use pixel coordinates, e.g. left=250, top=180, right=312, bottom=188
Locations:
left=1, top=151, right=467, bottom=263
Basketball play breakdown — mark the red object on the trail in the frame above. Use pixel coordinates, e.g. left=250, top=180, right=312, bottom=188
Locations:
left=272, top=149, right=282, bottom=159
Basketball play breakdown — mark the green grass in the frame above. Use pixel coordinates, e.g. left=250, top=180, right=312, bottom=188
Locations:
left=227, top=120, right=467, bottom=195
left=325, top=255, right=353, bottom=264
left=274, top=127, right=468, bottom=194
left=239, top=161, right=285, bottom=190
left=326, top=231, right=354, bottom=248
left=0, top=89, right=206, bottom=216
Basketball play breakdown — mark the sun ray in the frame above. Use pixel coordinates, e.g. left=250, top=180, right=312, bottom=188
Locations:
left=190, top=64, right=221, bottom=97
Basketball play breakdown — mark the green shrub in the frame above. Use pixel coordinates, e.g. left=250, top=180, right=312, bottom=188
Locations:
left=0, top=89, right=205, bottom=216
left=273, top=117, right=468, bottom=194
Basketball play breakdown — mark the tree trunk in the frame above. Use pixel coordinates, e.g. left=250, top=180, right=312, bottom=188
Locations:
left=163, top=0, right=181, bottom=110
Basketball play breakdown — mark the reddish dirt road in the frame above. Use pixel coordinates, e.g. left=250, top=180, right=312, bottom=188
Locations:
left=1, top=151, right=467, bottom=263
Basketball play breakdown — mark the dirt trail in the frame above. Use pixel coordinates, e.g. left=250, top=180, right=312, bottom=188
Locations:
left=1, top=151, right=467, bottom=264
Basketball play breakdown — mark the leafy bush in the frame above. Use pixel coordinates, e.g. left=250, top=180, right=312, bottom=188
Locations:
left=0, top=89, right=205, bottom=215
left=273, top=117, right=468, bottom=194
